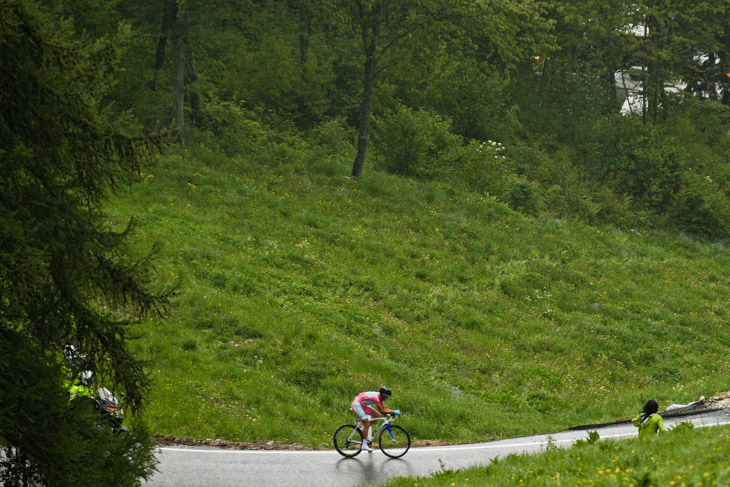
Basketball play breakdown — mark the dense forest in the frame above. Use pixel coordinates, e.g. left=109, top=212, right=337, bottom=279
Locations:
left=60, top=0, right=730, bottom=237
left=2, top=0, right=730, bottom=485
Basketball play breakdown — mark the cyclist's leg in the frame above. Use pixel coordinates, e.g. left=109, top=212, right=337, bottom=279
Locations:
left=362, top=406, right=381, bottom=441
left=352, top=402, right=371, bottom=442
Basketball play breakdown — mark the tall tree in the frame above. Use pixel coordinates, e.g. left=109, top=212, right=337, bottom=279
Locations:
left=631, top=0, right=730, bottom=121
left=511, top=0, right=631, bottom=138
left=0, top=0, right=167, bottom=484
left=344, top=0, right=550, bottom=177
left=146, top=0, right=255, bottom=141
left=672, top=0, right=730, bottom=105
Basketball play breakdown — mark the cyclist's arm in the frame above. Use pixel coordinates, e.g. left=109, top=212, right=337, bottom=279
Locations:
left=377, top=405, right=395, bottom=415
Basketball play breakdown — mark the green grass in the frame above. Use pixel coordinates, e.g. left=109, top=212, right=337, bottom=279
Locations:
left=384, top=424, right=730, bottom=487
left=108, top=145, right=730, bottom=447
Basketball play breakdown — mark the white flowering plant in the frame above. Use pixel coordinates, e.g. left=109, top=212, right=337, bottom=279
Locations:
left=430, top=138, right=512, bottom=196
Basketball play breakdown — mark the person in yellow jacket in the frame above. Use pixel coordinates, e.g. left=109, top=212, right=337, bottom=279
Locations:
left=632, top=399, right=667, bottom=439
left=62, top=345, right=94, bottom=400
left=62, top=365, right=93, bottom=400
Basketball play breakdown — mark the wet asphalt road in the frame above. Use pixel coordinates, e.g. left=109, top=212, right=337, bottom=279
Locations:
left=145, top=409, right=730, bottom=487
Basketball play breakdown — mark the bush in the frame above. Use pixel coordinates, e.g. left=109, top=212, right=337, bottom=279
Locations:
left=372, top=105, right=461, bottom=177
left=304, top=118, right=354, bottom=176
left=664, top=98, right=730, bottom=152
left=502, top=175, right=545, bottom=215
left=307, top=118, right=355, bottom=156
left=373, top=105, right=517, bottom=202
left=586, top=117, right=688, bottom=214
left=419, top=56, right=521, bottom=143
left=222, top=38, right=334, bottom=126
left=196, top=99, right=266, bottom=157
left=435, top=139, right=512, bottom=196
left=668, top=171, right=730, bottom=238
left=509, top=142, right=555, bottom=179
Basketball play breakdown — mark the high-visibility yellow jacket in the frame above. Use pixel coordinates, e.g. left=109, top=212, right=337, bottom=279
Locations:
left=632, top=413, right=667, bottom=439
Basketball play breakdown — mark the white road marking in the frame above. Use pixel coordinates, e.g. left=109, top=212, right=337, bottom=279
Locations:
left=158, top=419, right=730, bottom=455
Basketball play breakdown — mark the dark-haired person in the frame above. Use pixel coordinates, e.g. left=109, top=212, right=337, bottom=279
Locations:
left=632, top=399, right=667, bottom=439
left=351, top=386, right=400, bottom=451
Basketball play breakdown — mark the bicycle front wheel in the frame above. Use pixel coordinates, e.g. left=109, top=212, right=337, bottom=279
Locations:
left=333, top=424, right=363, bottom=458
left=378, top=424, right=411, bottom=458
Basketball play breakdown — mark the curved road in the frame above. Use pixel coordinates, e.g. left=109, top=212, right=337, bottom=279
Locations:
left=146, top=409, right=730, bottom=487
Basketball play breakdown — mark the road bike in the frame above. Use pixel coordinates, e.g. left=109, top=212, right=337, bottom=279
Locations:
left=333, top=413, right=411, bottom=458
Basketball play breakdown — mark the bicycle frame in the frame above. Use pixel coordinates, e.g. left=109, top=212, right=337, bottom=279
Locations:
left=354, top=414, right=397, bottom=444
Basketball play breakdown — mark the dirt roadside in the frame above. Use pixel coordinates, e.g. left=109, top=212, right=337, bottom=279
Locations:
left=153, top=434, right=460, bottom=451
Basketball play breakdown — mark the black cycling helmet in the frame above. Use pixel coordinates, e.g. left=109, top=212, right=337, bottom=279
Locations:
left=379, top=386, right=392, bottom=398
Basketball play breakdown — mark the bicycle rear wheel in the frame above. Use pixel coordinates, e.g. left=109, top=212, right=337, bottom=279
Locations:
left=333, top=424, right=363, bottom=458
left=378, top=424, right=410, bottom=458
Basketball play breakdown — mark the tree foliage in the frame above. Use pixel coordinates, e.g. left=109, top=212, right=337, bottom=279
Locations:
left=0, top=0, right=167, bottom=484
left=339, top=0, right=552, bottom=177
left=12, top=0, right=729, bottom=234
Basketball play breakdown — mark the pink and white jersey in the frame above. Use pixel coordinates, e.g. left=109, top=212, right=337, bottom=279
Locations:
left=353, top=391, right=384, bottom=409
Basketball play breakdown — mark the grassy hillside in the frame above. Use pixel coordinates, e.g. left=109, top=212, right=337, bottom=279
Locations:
left=109, top=146, right=730, bottom=447
left=385, top=423, right=730, bottom=487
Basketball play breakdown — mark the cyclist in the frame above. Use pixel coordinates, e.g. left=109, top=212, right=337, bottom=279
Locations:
left=351, top=386, right=399, bottom=451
